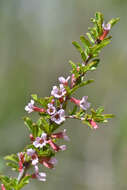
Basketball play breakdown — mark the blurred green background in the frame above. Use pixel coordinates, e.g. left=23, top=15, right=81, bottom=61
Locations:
left=0, top=0, right=127, bottom=189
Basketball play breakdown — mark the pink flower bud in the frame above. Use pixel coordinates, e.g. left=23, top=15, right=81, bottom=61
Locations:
left=99, top=23, right=111, bottom=41
left=25, top=100, right=45, bottom=113
left=1, top=184, right=6, bottom=190
left=48, top=140, right=60, bottom=152
left=51, top=129, right=70, bottom=141
left=71, top=74, right=76, bottom=88
left=33, top=107, right=45, bottom=113
left=18, top=161, right=23, bottom=172
left=29, top=134, right=35, bottom=141
left=77, top=66, right=80, bottom=72
left=70, top=97, right=80, bottom=105
left=89, top=119, right=98, bottom=129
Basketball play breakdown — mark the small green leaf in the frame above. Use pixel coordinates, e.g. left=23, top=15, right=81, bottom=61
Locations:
left=86, top=32, right=95, bottom=43
left=32, top=123, right=39, bottom=138
left=6, top=162, right=18, bottom=171
left=72, top=41, right=82, bottom=53
left=104, top=114, right=115, bottom=118
left=31, top=94, right=38, bottom=101
left=80, top=35, right=91, bottom=50
left=95, top=12, right=103, bottom=35
left=70, top=80, right=94, bottom=94
left=4, top=154, right=19, bottom=163
left=108, top=17, right=120, bottom=28
left=69, top=105, right=77, bottom=115
left=81, top=51, right=86, bottom=61
left=96, top=107, right=104, bottom=114
left=17, top=175, right=30, bottom=189
left=24, top=117, right=33, bottom=132
left=83, top=59, right=100, bottom=73
left=91, top=38, right=111, bottom=54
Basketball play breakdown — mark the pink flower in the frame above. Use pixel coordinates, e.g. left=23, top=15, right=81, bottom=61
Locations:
left=32, top=165, right=46, bottom=182
left=89, top=119, right=98, bottom=129
left=51, top=129, right=70, bottom=141
left=51, top=109, right=65, bottom=124
left=102, top=22, right=111, bottom=31
left=71, top=74, right=76, bottom=88
left=99, top=23, right=111, bottom=41
left=27, top=149, right=38, bottom=165
left=40, top=157, right=58, bottom=169
left=51, top=84, right=66, bottom=98
left=58, top=76, right=70, bottom=86
left=48, top=140, right=66, bottom=152
left=1, top=184, right=6, bottom=190
left=25, top=99, right=45, bottom=113
left=33, top=133, right=47, bottom=148
left=29, top=134, right=35, bottom=142
left=25, top=100, right=35, bottom=113
left=47, top=103, right=56, bottom=115
left=18, top=152, right=25, bottom=172
left=80, top=96, right=91, bottom=110
left=70, top=96, right=90, bottom=111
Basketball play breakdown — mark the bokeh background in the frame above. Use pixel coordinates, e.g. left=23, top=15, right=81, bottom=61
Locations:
left=0, top=0, right=126, bottom=190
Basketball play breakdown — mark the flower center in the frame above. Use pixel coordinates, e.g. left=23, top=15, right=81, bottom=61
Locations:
left=58, top=90, right=62, bottom=95
left=39, top=139, right=44, bottom=144
left=55, top=114, right=60, bottom=120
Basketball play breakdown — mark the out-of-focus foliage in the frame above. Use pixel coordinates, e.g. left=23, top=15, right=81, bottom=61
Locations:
left=0, top=0, right=126, bottom=190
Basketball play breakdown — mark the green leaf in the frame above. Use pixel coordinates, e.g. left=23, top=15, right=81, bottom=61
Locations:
left=91, top=38, right=111, bottom=54
left=17, top=175, right=30, bottom=189
left=95, top=12, right=103, bottom=35
left=31, top=94, right=53, bottom=108
left=88, top=27, right=98, bottom=39
left=24, top=117, right=33, bottom=132
left=32, top=123, right=39, bottom=138
left=6, top=162, right=18, bottom=171
left=72, top=41, right=82, bottom=53
left=83, top=59, right=100, bottom=73
left=4, top=154, right=19, bottom=163
left=69, top=105, right=77, bottom=115
left=81, top=51, right=86, bottom=62
left=96, top=107, right=104, bottom=114
left=80, top=35, right=91, bottom=50
left=108, top=17, right=120, bottom=28
left=86, top=32, right=95, bottom=43
left=31, top=94, right=38, bottom=101
left=104, top=114, right=115, bottom=118
left=70, top=79, right=94, bottom=94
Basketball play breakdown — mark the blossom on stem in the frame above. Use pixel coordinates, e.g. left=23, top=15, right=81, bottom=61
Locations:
left=89, top=119, right=98, bottom=129
left=18, top=152, right=25, bottom=172
left=48, top=139, right=66, bottom=152
left=102, top=22, right=111, bottom=31
left=33, top=133, right=47, bottom=148
left=1, top=184, right=6, bottom=190
left=51, top=84, right=66, bottom=98
left=80, top=96, right=91, bottom=110
left=32, top=165, right=46, bottom=182
left=58, top=76, right=70, bottom=86
left=40, top=157, right=58, bottom=169
left=51, top=129, right=70, bottom=141
left=25, top=100, right=45, bottom=113
left=99, top=23, right=111, bottom=41
left=47, top=103, right=56, bottom=115
left=51, top=109, right=65, bottom=124
left=71, top=74, right=76, bottom=88
left=29, top=134, right=35, bottom=142
left=70, top=96, right=90, bottom=111
left=27, top=149, right=38, bottom=165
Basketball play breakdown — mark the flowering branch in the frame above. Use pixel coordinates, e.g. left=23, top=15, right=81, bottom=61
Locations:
left=0, top=12, right=119, bottom=190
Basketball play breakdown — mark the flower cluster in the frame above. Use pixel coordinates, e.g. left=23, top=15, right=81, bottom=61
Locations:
left=0, top=12, right=119, bottom=190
